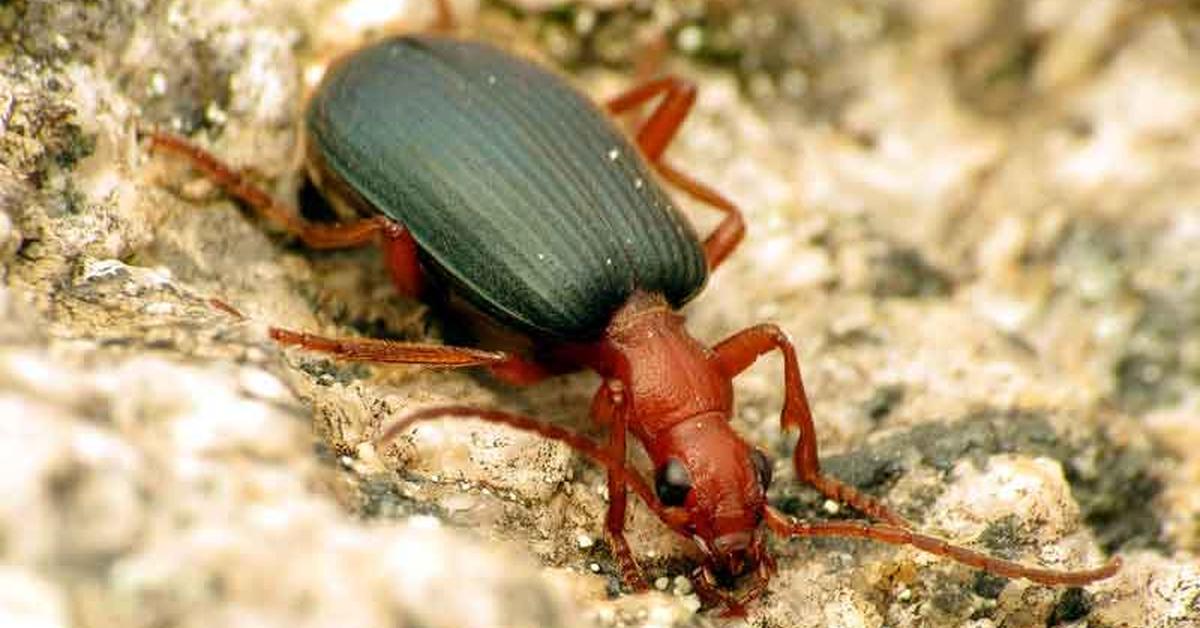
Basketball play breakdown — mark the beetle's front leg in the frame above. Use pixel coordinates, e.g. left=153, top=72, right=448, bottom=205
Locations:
left=710, top=324, right=909, bottom=527
left=270, top=328, right=558, bottom=385
left=597, top=379, right=650, bottom=591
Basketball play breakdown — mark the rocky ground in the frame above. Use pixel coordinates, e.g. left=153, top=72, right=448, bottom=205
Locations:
left=2, top=1, right=1199, bottom=626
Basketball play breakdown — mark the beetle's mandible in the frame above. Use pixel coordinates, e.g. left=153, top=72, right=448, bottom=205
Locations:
left=147, top=5, right=1120, bottom=615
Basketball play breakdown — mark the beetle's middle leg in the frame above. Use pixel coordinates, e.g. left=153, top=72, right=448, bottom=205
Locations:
left=605, top=78, right=746, bottom=271
left=711, top=324, right=910, bottom=527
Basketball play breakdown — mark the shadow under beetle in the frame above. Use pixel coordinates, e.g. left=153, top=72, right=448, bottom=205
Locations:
left=148, top=5, right=1120, bottom=615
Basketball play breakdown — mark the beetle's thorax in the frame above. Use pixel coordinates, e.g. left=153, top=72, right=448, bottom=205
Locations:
left=593, top=292, right=733, bottom=439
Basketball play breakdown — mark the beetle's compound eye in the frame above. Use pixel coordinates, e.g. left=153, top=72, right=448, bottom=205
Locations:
left=750, top=448, right=773, bottom=490
left=655, top=458, right=692, bottom=507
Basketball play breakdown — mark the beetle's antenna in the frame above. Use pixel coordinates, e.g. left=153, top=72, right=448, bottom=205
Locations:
left=377, top=406, right=683, bottom=528
left=763, top=506, right=1121, bottom=586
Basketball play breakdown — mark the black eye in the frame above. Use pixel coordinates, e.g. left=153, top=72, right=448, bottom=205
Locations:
left=654, top=458, right=692, bottom=507
left=750, top=449, right=773, bottom=490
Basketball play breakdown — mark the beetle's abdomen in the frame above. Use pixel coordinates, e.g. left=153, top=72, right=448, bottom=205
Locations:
left=306, top=35, right=707, bottom=339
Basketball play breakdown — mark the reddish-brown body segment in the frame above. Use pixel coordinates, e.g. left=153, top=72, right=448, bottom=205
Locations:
left=147, top=3, right=1120, bottom=615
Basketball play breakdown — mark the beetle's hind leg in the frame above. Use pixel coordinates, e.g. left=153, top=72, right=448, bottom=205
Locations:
left=147, top=131, right=397, bottom=250
left=148, top=131, right=432, bottom=300
left=606, top=78, right=746, bottom=271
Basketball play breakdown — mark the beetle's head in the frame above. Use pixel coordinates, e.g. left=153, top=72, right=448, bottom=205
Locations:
left=653, top=414, right=775, bottom=584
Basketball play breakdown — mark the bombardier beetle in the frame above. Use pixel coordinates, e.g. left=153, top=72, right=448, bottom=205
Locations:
left=148, top=2, right=1120, bottom=615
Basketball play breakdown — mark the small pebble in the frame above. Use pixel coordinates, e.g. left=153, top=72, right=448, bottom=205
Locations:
left=143, top=302, right=174, bottom=315
left=148, top=71, right=167, bottom=96
left=237, top=368, right=289, bottom=402
left=672, top=575, right=692, bottom=596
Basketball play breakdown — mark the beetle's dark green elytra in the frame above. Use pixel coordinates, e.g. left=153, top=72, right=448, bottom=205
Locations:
left=306, top=36, right=708, bottom=339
